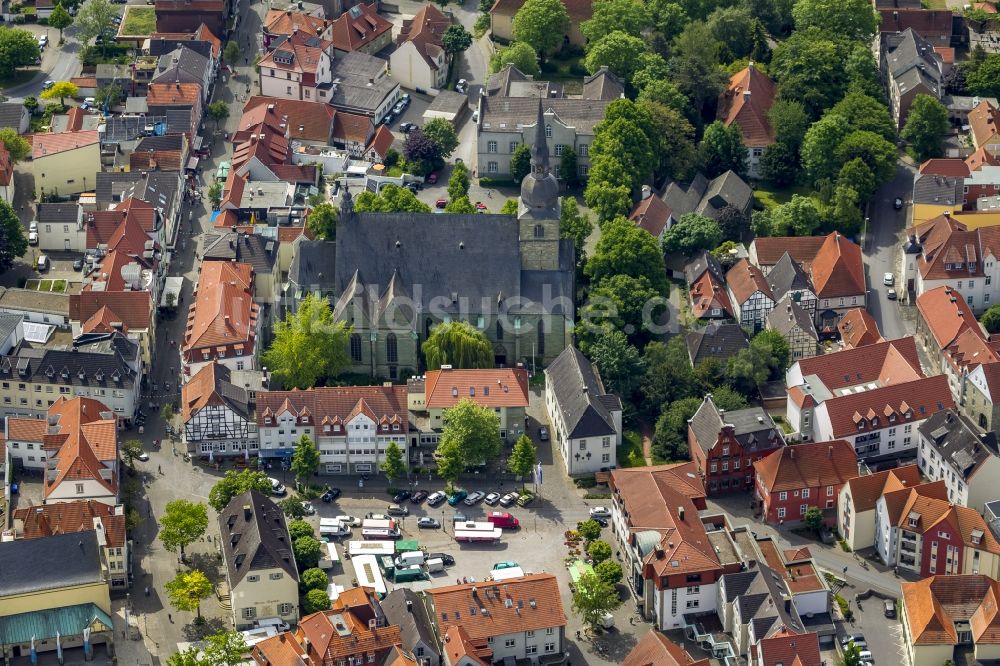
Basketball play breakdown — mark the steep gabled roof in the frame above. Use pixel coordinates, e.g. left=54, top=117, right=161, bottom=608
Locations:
left=810, top=232, right=865, bottom=298
left=423, top=367, right=529, bottom=409
left=544, top=346, right=620, bottom=439
left=396, top=3, right=450, bottom=70
left=754, top=440, right=858, bottom=493
left=182, top=261, right=257, bottom=356
left=218, top=489, right=298, bottom=584
left=622, top=631, right=710, bottom=666
left=718, top=64, right=776, bottom=148
left=917, top=285, right=985, bottom=349
left=726, top=258, right=773, bottom=304
left=843, top=464, right=922, bottom=513
left=182, top=362, right=251, bottom=422
left=329, top=3, right=392, bottom=52
left=837, top=308, right=883, bottom=349
left=903, top=575, right=1000, bottom=645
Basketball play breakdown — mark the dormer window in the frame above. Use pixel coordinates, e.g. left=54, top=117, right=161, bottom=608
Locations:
left=334, top=424, right=341, bottom=432
left=265, top=417, right=272, bottom=424
left=324, top=425, right=331, bottom=433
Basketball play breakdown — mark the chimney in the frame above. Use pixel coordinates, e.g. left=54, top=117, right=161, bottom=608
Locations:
left=743, top=89, right=751, bottom=101
left=406, top=600, right=413, bottom=613
left=641, top=185, right=652, bottom=200
left=677, top=506, right=685, bottom=521
left=828, top=445, right=833, bottom=458
left=790, top=448, right=795, bottom=459
left=243, top=504, right=252, bottom=520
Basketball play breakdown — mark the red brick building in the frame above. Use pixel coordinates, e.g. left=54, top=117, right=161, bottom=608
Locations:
left=688, top=395, right=786, bottom=495
left=753, top=440, right=859, bottom=525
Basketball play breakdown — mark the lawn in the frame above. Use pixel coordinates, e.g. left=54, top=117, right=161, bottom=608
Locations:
left=922, top=0, right=947, bottom=8
left=121, top=7, right=156, bottom=35
left=617, top=429, right=646, bottom=468
left=24, top=279, right=67, bottom=293
left=753, top=184, right=813, bottom=210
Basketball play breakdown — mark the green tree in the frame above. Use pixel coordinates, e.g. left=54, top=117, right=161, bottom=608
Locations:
left=588, top=328, right=643, bottom=397
left=838, top=158, right=877, bottom=202
left=263, top=294, right=351, bottom=389
left=663, top=213, right=724, bottom=256
left=0, top=128, right=29, bottom=162
left=716, top=204, right=748, bottom=243
left=699, top=121, right=748, bottom=178
left=448, top=162, right=470, bottom=199
left=801, top=113, right=850, bottom=183
left=165, top=570, right=213, bottom=619
left=306, top=202, right=337, bottom=239
left=41, top=81, right=79, bottom=106
left=792, top=0, right=878, bottom=42
left=442, top=24, right=472, bottom=55
left=500, top=198, right=519, bottom=214
left=489, top=41, right=540, bottom=77
left=583, top=180, right=632, bottom=223
left=291, top=434, right=320, bottom=486
left=206, top=101, right=230, bottom=131
left=279, top=497, right=307, bottom=519
left=120, top=439, right=145, bottom=469
left=591, top=100, right=657, bottom=191
left=49, top=4, right=73, bottom=41
left=804, top=505, right=824, bottom=532
left=303, top=588, right=331, bottom=614
left=509, top=143, right=532, bottom=183
left=558, top=145, right=578, bottom=186
left=709, top=386, right=750, bottom=411
left=770, top=28, right=849, bottom=117
left=768, top=99, right=811, bottom=152
left=94, top=83, right=122, bottom=110
left=830, top=183, right=863, bottom=235
left=595, top=558, right=623, bottom=585
left=841, top=640, right=863, bottom=666
left=753, top=329, right=791, bottom=375
left=576, top=519, right=602, bottom=541
left=208, top=469, right=273, bottom=512
left=983, top=304, right=1000, bottom=334
left=836, top=130, right=897, bottom=186
left=294, top=535, right=323, bottom=570
left=572, top=571, right=623, bottom=628
left=159, top=500, right=209, bottom=561
left=636, top=79, right=690, bottom=117
left=760, top=143, right=799, bottom=186
left=559, top=196, right=593, bottom=258
left=167, top=647, right=205, bottom=666
left=512, top=0, right=569, bottom=62
left=422, top=118, right=459, bottom=158
left=902, top=94, right=950, bottom=161
left=422, top=321, right=493, bottom=370
left=965, top=53, right=1000, bottom=97
left=0, top=28, right=40, bottom=77
left=380, top=441, right=406, bottom=486
left=581, top=0, right=648, bottom=42
left=354, top=184, right=432, bottom=212
left=201, top=634, right=248, bottom=666
left=845, top=43, right=883, bottom=98
left=669, top=21, right=729, bottom=117
left=220, top=40, right=241, bottom=67
left=749, top=17, right=772, bottom=63
left=23, top=96, right=38, bottom=116
left=770, top=195, right=825, bottom=236
left=584, top=30, right=647, bottom=81
left=301, top=568, right=328, bottom=591
left=708, top=6, right=754, bottom=60
left=435, top=438, right=465, bottom=489
left=830, top=92, right=896, bottom=143
left=642, top=101, right=698, bottom=181
left=508, top=434, right=537, bottom=489
left=288, top=519, right=314, bottom=541
left=74, top=0, right=116, bottom=51
left=585, top=216, right=669, bottom=294
left=438, top=399, right=501, bottom=467
left=208, top=181, right=223, bottom=209
left=579, top=274, right=664, bottom=349
left=587, top=539, right=613, bottom=563
left=641, top=337, right=700, bottom=407
left=652, top=396, right=702, bottom=460
left=443, top=195, right=474, bottom=215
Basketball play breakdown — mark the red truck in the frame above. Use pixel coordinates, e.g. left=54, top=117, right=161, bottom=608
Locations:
left=487, top=511, right=520, bottom=529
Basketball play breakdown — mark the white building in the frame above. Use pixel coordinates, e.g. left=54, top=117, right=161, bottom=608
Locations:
left=182, top=363, right=257, bottom=458
left=726, top=259, right=775, bottom=333
left=35, top=202, right=86, bottom=252
left=544, top=346, right=622, bottom=476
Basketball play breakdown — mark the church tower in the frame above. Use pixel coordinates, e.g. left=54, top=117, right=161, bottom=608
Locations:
left=518, top=99, right=561, bottom=271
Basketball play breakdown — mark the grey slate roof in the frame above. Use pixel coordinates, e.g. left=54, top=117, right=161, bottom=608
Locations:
left=918, top=409, right=999, bottom=481
left=723, top=564, right=804, bottom=638
left=148, top=37, right=215, bottom=60
left=203, top=232, right=278, bottom=274
left=480, top=96, right=614, bottom=136
left=766, top=252, right=813, bottom=302
left=0, top=313, right=22, bottom=346
left=689, top=395, right=781, bottom=453
left=767, top=296, right=818, bottom=340
left=695, top=171, right=753, bottom=218
left=684, top=250, right=725, bottom=285
left=544, top=346, right=620, bottom=439
left=884, top=28, right=943, bottom=96
left=686, top=322, right=748, bottom=366
left=0, top=332, right=138, bottom=389
left=0, top=530, right=104, bottom=596
left=219, top=489, right=298, bottom=585
left=0, top=103, right=26, bottom=131
left=152, top=46, right=210, bottom=86
left=212, top=364, right=252, bottom=420
left=327, top=51, right=397, bottom=115
left=36, top=202, right=81, bottom=225
left=581, top=67, right=625, bottom=101
left=381, top=589, right=440, bottom=663
left=95, top=171, right=180, bottom=217
left=134, top=134, right=186, bottom=153
left=912, top=173, right=964, bottom=205
left=289, top=239, right=337, bottom=290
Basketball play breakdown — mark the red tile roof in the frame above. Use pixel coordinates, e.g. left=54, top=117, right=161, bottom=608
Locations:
left=837, top=308, right=882, bottom=349
left=622, top=631, right=709, bottom=666
left=917, top=285, right=985, bottom=349
left=908, top=215, right=1000, bottom=281
left=690, top=270, right=735, bottom=319
left=242, top=96, right=335, bottom=143
left=367, top=124, right=395, bottom=160
left=332, top=112, right=374, bottom=145
left=793, top=338, right=923, bottom=391
left=259, top=32, right=331, bottom=75
left=296, top=588, right=404, bottom=662
left=424, top=367, right=529, bottom=409
left=822, top=375, right=955, bottom=438
left=82, top=305, right=130, bottom=335
left=147, top=82, right=202, bottom=107
left=263, top=9, right=329, bottom=39
left=630, top=195, right=672, bottom=237
left=182, top=261, right=258, bottom=360
left=903, top=575, right=1000, bottom=645
left=726, top=258, right=773, bottom=304
left=69, top=291, right=153, bottom=330
left=884, top=484, right=1000, bottom=556
left=843, top=464, right=923, bottom=513
left=757, top=631, right=822, bottom=666
left=967, top=146, right=1000, bottom=172
left=878, top=8, right=954, bottom=39
left=150, top=23, right=222, bottom=58
left=256, top=385, right=408, bottom=430
left=31, top=130, right=100, bottom=159
left=754, top=439, right=858, bottom=493
left=13, top=500, right=126, bottom=548
left=718, top=64, right=777, bottom=148
left=810, top=232, right=865, bottom=299
left=0, top=146, right=12, bottom=187
left=329, top=3, right=392, bottom=53
left=751, top=236, right=827, bottom=268
left=757, top=538, right=825, bottom=593
left=441, top=626, right=491, bottom=666
left=489, top=0, right=591, bottom=22
left=43, top=397, right=119, bottom=499
left=396, top=4, right=450, bottom=70
left=970, top=99, right=1000, bottom=151
left=919, top=158, right=971, bottom=178
left=427, top=573, right=567, bottom=640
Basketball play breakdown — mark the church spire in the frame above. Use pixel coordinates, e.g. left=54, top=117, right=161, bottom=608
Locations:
left=530, top=98, right=549, bottom=173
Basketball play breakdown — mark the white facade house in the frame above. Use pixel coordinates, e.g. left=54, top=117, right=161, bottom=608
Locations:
left=726, top=259, right=775, bottom=333
left=182, top=363, right=258, bottom=457
left=544, top=346, right=622, bottom=476
left=917, top=409, right=1000, bottom=511
left=35, top=203, right=86, bottom=252
left=389, top=39, right=447, bottom=91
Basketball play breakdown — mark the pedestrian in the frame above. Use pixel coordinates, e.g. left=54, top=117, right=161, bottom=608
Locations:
left=168, top=614, right=172, bottom=623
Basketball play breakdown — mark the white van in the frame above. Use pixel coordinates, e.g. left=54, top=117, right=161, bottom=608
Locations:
left=396, top=551, right=424, bottom=567
left=256, top=617, right=290, bottom=632
left=36, top=255, right=49, bottom=271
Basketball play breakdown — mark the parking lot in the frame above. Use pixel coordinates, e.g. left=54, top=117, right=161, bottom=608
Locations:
left=841, top=590, right=905, bottom=665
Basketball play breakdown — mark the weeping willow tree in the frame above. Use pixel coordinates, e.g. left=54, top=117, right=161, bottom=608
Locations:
left=422, top=321, right=493, bottom=370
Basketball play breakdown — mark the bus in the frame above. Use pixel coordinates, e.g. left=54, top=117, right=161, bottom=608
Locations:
left=352, top=554, right=388, bottom=598
left=454, top=521, right=503, bottom=543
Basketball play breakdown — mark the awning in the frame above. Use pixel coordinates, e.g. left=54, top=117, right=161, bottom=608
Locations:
left=160, top=276, right=183, bottom=308
left=186, top=156, right=199, bottom=171
left=192, top=135, right=204, bottom=150
left=260, top=448, right=295, bottom=458
left=0, top=603, right=113, bottom=645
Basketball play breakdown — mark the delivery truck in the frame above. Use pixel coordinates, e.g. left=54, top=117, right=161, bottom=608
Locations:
left=487, top=512, right=520, bottom=529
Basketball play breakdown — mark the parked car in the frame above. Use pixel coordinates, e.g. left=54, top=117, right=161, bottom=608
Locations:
left=539, top=426, right=549, bottom=441
left=42, top=80, right=54, bottom=90
left=137, top=452, right=150, bottom=462
left=268, top=478, right=287, bottom=496
left=516, top=492, right=535, bottom=507
left=887, top=288, right=897, bottom=300
left=447, top=490, right=468, bottom=506
left=841, top=634, right=866, bottom=648
left=484, top=492, right=501, bottom=506
left=417, top=517, right=441, bottom=529
left=589, top=506, right=612, bottom=518
left=427, top=491, right=447, bottom=507
left=883, top=272, right=894, bottom=286
left=73, top=257, right=84, bottom=271
left=464, top=491, right=486, bottom=505
left=400, top=122, right=416, bottom=133
left=334, top=515, right=360, bottom=526
left=28, top=232, right=38, bottom=245
left=475, top=201, right=488, bottom=212
left=435, top=197, right=448, bottom=209
left=392, top=490, right=411, bottom=503
left=300, top=501, right=316, bottom=516
left=320, top=487, right=342, bottom=502
left=386, top=503, right=409, bottom=516
left=426, top=552, right=455, bottom=566
left=36, top=254, right=49, bottom=271
left=452, top=511, right=467, bottom=523
left=883, top=599, right=896, bottom=618
left=426, top=172, right=438, bottom=184
left=499, top=492, right=519, bottom=507
left=410, top=490, right=428, bottom=504
left=894, top=197, right=904, bottom=210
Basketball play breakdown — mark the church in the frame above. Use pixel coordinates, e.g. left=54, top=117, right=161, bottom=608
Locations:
left=331, top=101, right=576, bottom=379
